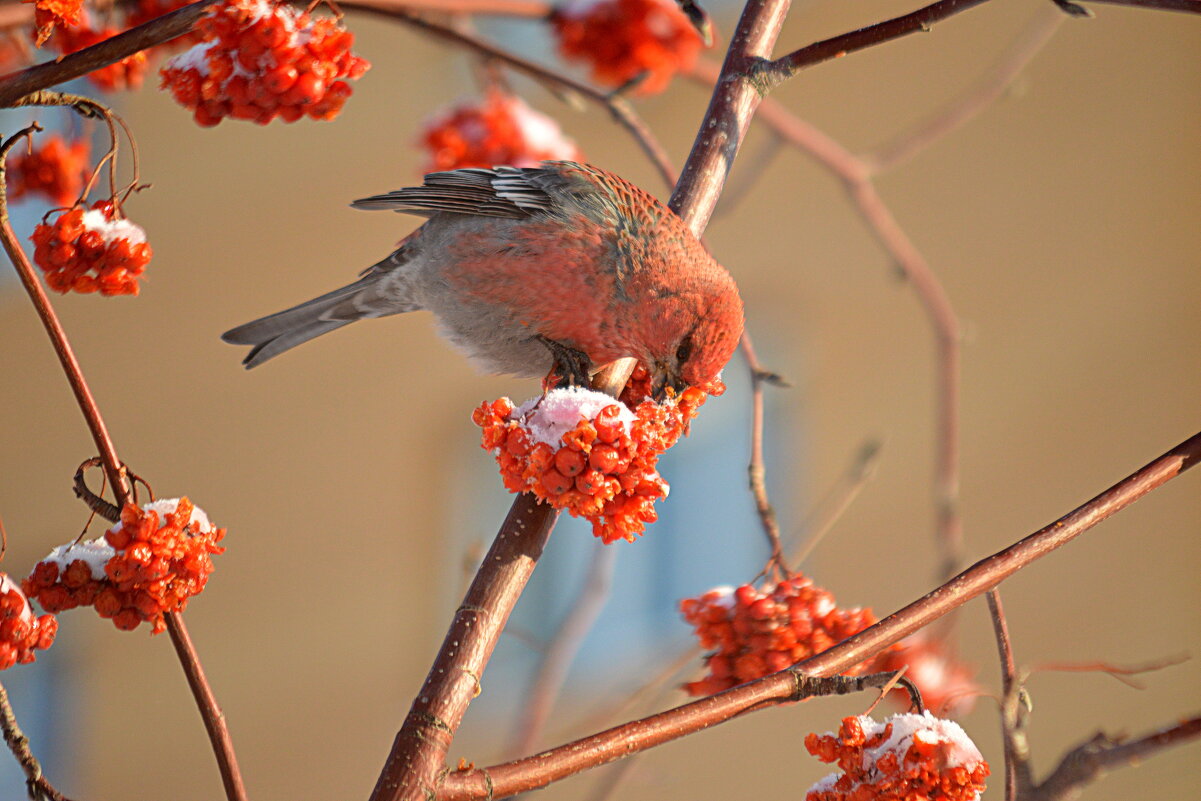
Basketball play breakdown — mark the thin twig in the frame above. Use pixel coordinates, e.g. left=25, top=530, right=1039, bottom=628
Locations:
left=1027, top=716, right=1201, bottom=801
left=862, top=6, right=1064, bottom=173
left=0, top=128, right=129, bottom=501
left=1034, top=653, right=1189, bottom=690
left=740, top=330, right=789, bottom=576
left=987, top=589, right=1029, bottom=801
left=512, top=543, right=618, bottom=756
left=163, top=614, right=247, bottom=801
left=0, top=681, right=73, bottom=801
left=439, top=431, right=1201, bottom=799
left=0, top=129, right=246, bottom=801
left=717, top=77, right=966, bottom=580
left=789, top=439, right=882, bottom=567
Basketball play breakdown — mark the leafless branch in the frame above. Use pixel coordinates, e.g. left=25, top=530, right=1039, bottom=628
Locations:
left=0, top=681, right=74, bottom=801
left=440, top=431, right=1201, bottom=798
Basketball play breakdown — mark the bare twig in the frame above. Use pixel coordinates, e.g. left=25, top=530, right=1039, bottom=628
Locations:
left=0, top=681, right=73, bottom=801
left=789, top=439, right=882, bottom=566
left=987, top=589, right=1030, bottom=801
left=863, top=7, right=1064, bottom=173
left=512, top=543, right=618, bottom=756
left=0, top=129, right=246, bottom=801
left=1035, top=653, right=1189, bottom=690
left=1027, top=716, right=1201, bottom=801
left=715, top=79, right=965, bottom=580
left=740, top=330, right=789, bottom=575
left=440, top=431, right=1201, bottom=799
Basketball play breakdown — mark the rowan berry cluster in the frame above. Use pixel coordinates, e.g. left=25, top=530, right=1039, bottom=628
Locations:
left=160, top=0, right=370, bottom=127
left=23, top=498, right=226, bottom=633
left=551, top=0, right=704, bottom=94
left=0, top=575, right=58, bottom=670
left=6, top=133, right=90, bottom=206
left=473, top=385, right=711, bottom=543
left=874, top=634, right=980, bottom=717
left=421, top=90, right=582, bottom=172
left=679, top=575, right=880, bottom=696
left=805, top=713, right=989, bottom=801
left=31, top=201, right=152, bottom=296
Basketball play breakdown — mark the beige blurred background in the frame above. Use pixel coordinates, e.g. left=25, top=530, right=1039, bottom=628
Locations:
left=0, top=0, right=1198, bottom=797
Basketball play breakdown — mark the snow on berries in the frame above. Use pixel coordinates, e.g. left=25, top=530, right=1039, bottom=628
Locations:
left=23, top=498, right=226, bottom=633
left=31, top=201, right=152, bottom=296
left=873, top=634, right=981, bottom=717
left=551, top=0, right=705, bottom=94
left=472, top=384, right=712, bottom=543
left=805, top=712, right=990, bottom=801
left=421, top=90, right=582, bottom=173
left=679, top=574, right=881, bottom=696
left=160, top=0, right=370, bottom=127
left=0, top=574, right=58, bottom=670
left=6, top=133, right=90, bottom=206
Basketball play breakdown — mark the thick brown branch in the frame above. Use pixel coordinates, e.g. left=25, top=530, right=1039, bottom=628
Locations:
left=0, top=0, right=220, bottom=107
left=439, top=431, right=1201, bottom=799
left=668, top=0, right=793, bottom=233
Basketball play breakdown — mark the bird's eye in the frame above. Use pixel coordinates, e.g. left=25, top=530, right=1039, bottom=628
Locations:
left=676, top=337, right=693, bottom=364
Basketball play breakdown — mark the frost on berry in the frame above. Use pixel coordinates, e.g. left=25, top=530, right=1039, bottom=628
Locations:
left=551, top=0, right=705, bottom=94
left=472, top=384, right=713, bottom=543
left=29, top=0, right=85, bottom=47
left=31, top=201, right=152, bottom=296
left=6, top=133, right=90, bottom=206
left=804, top=712, right=990, bottom=801
left=679, top=575, right=882, bottom=696
left=421, top=90, right=582, bottom=173
left=872, top=634, right=981, bottom=718
left=0, top=574, right=57, bottom=670
left=159, top=0, right=370, bottom=127
left=22, top=497, right=226, bottom=633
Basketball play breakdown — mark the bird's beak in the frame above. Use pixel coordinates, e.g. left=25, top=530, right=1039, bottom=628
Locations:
left=651, top=363, right=686, bottom=401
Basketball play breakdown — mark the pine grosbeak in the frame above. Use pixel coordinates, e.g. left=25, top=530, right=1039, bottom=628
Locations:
left=222, top=161, right=743, bottom=395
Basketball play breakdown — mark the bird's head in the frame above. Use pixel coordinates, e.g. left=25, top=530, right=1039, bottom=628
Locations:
left=648, top=281, right=744, bottom=400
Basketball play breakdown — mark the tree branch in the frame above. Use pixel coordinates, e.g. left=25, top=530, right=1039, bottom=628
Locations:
left=440, top=430, right=1201, bottom=799
left=0, top=127, right=246, bottom=801
left=0, top=680, right=74, bottom=801
left=1027, top=716, right=1201, bottom=801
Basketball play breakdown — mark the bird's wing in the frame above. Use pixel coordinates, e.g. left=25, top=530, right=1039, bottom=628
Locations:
left=350, top=165, right=571, bottom=219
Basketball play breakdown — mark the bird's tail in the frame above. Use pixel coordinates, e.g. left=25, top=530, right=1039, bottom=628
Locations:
left=222, top=269, right=418, bottom=369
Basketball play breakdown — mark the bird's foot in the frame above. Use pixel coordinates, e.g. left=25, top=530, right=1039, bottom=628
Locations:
left=536, top=335, right=593, bottom=392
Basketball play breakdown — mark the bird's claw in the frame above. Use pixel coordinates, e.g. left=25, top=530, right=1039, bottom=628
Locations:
left=536, top=335, right=594, bottom=391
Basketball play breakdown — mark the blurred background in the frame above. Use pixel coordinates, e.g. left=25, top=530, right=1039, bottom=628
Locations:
left=0, top=0, right=1198, bottom=797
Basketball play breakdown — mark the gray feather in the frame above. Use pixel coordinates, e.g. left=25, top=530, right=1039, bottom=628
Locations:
left=222, top=271, right=419, bottom=369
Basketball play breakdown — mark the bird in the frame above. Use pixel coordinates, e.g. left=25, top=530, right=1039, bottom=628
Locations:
left=221, top=161, right=744, bottom=397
